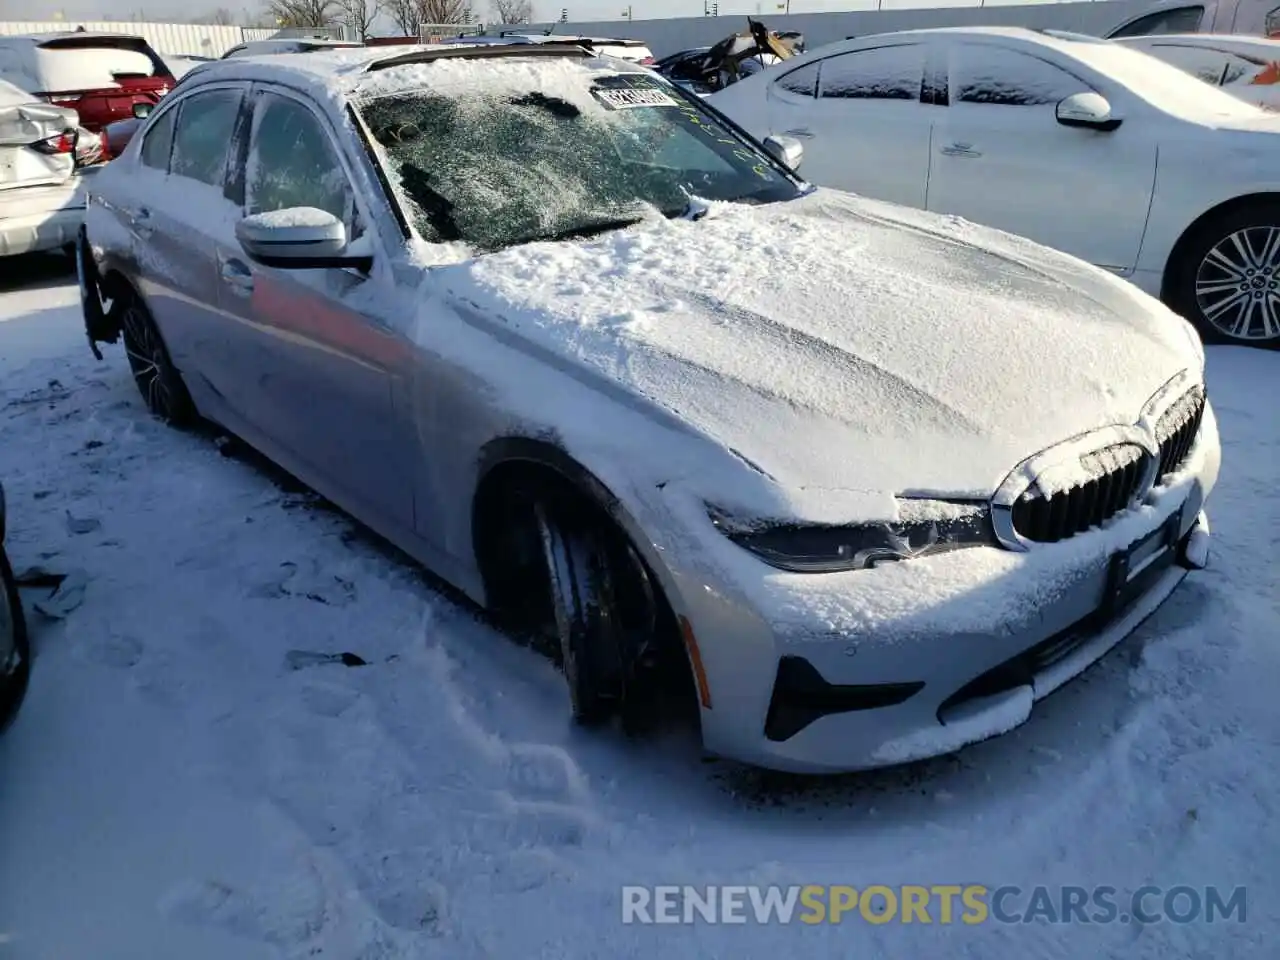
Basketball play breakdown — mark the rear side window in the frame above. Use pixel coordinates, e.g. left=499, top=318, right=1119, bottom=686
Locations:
left=817, top=45, right=925, bottom=100
left=32, top=36, right=170, bottom=90
left=950, top=46, right=1091, bottom=106
left=140, top=107, right=177, bottom=170
left=774, top=61, right=820, bottom=97
left=1266, top=5, right=1280, bottom=37
left=170, top=89, right=243, bottom=188
left=1107, top=6, right=1205, bottom=38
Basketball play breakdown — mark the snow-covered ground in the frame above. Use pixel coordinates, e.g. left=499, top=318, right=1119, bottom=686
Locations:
left=0, top=252, right=1276, bottom=960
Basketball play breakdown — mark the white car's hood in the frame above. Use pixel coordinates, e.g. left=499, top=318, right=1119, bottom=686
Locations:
left=443, top=190, right=1197, bottom=497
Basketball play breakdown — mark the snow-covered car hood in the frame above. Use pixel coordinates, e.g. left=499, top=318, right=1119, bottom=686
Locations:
left=441, top=190, right=1198, bottom=499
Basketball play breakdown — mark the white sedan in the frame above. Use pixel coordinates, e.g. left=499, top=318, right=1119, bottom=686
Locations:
left=1115, top=33, right=1280, bottom=110
left=712, top=26, right=1280, bottom=348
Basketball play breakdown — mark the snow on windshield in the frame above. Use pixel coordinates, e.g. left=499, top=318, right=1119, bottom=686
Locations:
left=353, top=57, right=798, bottom=251
left=1066, top=37, right=1266, bottom=119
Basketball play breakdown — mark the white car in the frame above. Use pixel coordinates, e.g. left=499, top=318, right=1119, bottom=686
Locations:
left=81, top=44, right=1217, bottom=773
left=1116, top=33, right=1280, bottom=109
left=0, top=77, right=86, bottom=256
left=711, top=26, right=1280, bottom=349
left=1104, top=0, right=1280, bottom=39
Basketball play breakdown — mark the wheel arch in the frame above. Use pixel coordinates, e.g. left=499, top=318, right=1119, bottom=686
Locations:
left=1161, top=192, right=1280, bottom=301
left=469, top=435, right=685, bottom=617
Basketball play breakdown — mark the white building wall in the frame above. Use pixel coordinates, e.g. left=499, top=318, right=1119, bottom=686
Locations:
left=0, top=21, right=283, bottom=58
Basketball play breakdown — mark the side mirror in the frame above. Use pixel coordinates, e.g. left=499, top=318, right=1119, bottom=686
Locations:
left=762, top=133, right=804, bottom=171
left=235, top=208, right=373, bottom=271
left=132, top=101, right=153, bottom=119
left=1055, top=92, right=1122, bottom=132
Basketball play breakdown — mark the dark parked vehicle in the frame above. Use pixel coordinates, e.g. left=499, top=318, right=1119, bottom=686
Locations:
left=0, top=482, right=30, bottom=732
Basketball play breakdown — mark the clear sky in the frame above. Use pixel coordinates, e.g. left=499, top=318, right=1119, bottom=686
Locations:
left=18, top=0, right=990, bottom=29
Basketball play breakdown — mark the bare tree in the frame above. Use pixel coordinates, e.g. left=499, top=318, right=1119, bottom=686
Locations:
left=266, top=0, right=339, bottom=27
left=339, top=0, right=379, bottom=38
left=418, top=0, right=472, bottom=24
left=490, top=0, right=532, bottom=23
left=384, top=0, right=422, bottom=34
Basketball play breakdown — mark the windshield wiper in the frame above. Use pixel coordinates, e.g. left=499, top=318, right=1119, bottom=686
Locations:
left=522, top=216, right=645, bottom=244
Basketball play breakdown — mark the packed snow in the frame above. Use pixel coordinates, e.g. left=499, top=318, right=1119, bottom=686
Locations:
left=0, top=253, right=1277, bottom=960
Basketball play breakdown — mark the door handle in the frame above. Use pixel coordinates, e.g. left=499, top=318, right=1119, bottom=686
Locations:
left=940, top=142, right=981, bottom=158
left=783, top=127, right=815, bottom=139
left=131, top=205, right=153, bottom=239
left=219, top=256, right=254, bottom=296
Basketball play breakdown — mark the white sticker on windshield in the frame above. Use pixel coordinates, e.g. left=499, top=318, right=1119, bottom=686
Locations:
left=593, top=87, right=678, bottom=109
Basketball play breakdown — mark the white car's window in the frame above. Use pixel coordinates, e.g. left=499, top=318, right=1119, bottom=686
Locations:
left=1107, top=5, right=1205, bottom=38
left=140, top=107, right=176, bottom=171
left=951, top=45, right=1091, bottom=106
left=356, top=69, right=801, bottom=252
left=773, top=60, right=819, bottom=97
left=1268, top=6, right=1280, bottom=37
left=170, top=89, right=242, bottom=187
left=817, top=45, right=924, bottom=100
left=246, top=92, right=354, bottom=228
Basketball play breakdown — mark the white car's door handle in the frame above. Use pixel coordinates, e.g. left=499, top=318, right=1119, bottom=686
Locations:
left=219, top=257, right=254, bottom=297
left=783, top=127, right=815, bottom=139
left=940, top=142, right=981, bottom=158
left=131, top=206, right=153, bottom=239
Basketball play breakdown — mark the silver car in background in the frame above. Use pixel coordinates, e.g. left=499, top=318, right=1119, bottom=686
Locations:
left=79, top=44, right=1218, bottom=773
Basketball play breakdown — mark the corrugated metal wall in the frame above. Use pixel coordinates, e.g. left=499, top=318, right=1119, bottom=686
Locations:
left=0, top=21, right=286, bottom=57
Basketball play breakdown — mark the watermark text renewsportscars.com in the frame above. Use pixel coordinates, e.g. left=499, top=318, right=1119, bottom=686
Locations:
left=621, top=885, right=1247, bottom=926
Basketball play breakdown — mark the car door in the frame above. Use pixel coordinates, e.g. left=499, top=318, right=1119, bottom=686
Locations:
left=763, top=43, right=932, bottom=208
left=925, top=42, right=1157, bottom=272
left=217, top=85, right=416, bottom=531
left=130, top=84, right=246, bottom=404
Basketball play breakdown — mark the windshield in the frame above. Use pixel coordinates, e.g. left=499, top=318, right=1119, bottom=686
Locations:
left=1068, top=38, right=1267, bottom=119
left=355, top=62, right=801, bottom=251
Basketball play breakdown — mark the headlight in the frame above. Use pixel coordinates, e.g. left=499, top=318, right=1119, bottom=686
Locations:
left=708, top=502, right=998, bottom=573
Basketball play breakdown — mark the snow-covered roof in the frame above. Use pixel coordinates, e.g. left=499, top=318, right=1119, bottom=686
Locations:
left=183, top=43, right=648, bottom=106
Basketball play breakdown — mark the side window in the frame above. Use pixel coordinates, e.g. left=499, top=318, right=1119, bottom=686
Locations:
left=1267, top=5, right=1280, bottom=37
left=246, top=92, right=355, bottom=230
left=773, top=60, right=819, bottom=97
left=140, top=106, right=176, bottom=171
left=817, top=45, right=925, bottom=100
left=951, top=46, right=1091, bottom=106
left=1107, top=6, right=1205, bottom=38
left=170, top=89, right=242, bottom=187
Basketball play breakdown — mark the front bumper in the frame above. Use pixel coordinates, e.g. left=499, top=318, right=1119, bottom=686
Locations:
left=669, top=410, right=1219, bottom=774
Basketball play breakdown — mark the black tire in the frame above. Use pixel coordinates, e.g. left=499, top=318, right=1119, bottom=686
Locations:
left=118, top=288, right=198, bottom=425
left=1168, top=202, right=1280, bottom=349
left=532, top=500, right=628, bottom=726
left=0, top=545, right=31, bottom=734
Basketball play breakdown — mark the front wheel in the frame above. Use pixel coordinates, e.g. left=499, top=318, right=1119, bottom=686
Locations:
left=1169, top=204, right=1280, bottom=349
left=0, top=545, right=31, bottom=734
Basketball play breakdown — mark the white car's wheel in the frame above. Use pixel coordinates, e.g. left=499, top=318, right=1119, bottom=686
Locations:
left=1173, top=204, right=1280, bottom=349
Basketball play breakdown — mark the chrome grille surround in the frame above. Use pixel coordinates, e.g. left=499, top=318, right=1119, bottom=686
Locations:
left=990, top=370, right=1204, bottom=552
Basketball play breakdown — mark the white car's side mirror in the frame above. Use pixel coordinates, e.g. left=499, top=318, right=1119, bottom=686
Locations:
left=1056, top=92, right=1122, bottom=132
left=235, top=207, right=371, bottom=271
left=763, top=134, right=804, bottom=171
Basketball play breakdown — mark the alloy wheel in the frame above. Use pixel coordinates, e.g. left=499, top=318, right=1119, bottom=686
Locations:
left=121, top=302, right=175, bottom=419
left=1194, top=226, right=1280, bottom=342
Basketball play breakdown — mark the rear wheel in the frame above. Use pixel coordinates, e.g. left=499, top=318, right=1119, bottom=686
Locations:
left=0, top=545, right=30, bottom=734
left=1169, top=203, right=1280, bottom=349
left=118, top=289, right=197, bottom=426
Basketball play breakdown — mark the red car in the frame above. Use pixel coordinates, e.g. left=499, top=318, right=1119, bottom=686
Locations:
left=0, top=31, right=175, bottom=132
